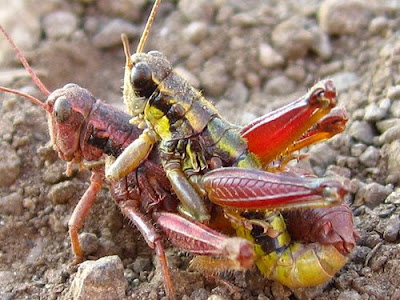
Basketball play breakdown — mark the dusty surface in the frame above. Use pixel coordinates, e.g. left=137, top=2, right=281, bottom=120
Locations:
left=1, top=0, right=400, bottom=299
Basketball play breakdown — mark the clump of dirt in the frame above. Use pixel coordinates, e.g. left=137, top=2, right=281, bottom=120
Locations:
left=1, top=0, right=400, bottom=299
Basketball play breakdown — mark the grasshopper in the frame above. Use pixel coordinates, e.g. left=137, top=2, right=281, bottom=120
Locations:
left=0, top=2, right=357, bottom=297
left=106, top=0, right=342, bottom=224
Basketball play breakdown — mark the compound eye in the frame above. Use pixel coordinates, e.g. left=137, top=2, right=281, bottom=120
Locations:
left=131, top=62, right=152, bottom=90
left=54, top=96, right=72, bottom=123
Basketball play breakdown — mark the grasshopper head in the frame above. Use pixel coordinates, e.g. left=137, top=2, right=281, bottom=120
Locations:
left=122, top=37, right=172, bottom=118
left=46, top=84, right=96, bottom=162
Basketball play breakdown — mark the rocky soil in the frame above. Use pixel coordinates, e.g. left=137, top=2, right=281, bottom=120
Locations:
left=1, top=0, right=400, bottom=299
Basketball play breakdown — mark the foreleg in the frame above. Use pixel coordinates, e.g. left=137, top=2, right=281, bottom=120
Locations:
left=68, top=167, right=104, bottom=263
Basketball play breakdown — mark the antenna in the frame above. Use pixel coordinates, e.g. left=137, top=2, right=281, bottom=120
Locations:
left=121, top=33, right=133, bottom=68
left=0, top=86, right=50, bottom=111
left=0, top=25, right=51, bottom=96
left=136, top=0, right=162, bottom=53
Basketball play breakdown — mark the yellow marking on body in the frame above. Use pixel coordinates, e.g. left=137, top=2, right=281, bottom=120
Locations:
left=153, top=115, right=172, bottom=140
left=146, top=104, right=165, bottom=120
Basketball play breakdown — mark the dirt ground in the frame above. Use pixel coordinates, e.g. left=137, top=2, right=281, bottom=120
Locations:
left=1, top=0, right=400, bottom=299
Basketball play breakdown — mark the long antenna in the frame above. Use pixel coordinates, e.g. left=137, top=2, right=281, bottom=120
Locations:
left=0, top=25, right=51, bottom=96
left=136, top=0, right=162, bottom=53
left=121, top=34, right=133, bottom=68
left=0, top=86, right=50, bottom=111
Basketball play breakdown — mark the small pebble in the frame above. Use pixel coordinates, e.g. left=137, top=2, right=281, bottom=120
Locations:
left=352, top=108, right=366, bottom=120
left=319, top=0, right=372, bottom=35
left=376, top=119, right=400, bottom=134
left=386, top=141, right=400, bottom=181
left=132, top=257, right=152, bottom=273
left=97, top=0, right=145, bottom=22
left=349, top=178, right=362, bottom=194
left=375, top=203, right=395, bottom=218
left=385, top=189, right=400, bottom=205
left=378, top=124, right=400, bottom=144
left=48, top=213, right=67, bottom=233
left=309, top=143, right=339, bottom=169
left=190, top=288, right=209, bottom=299
left=369, top=16, right=390, bottom=35
left=348, top=120, right=375, bottom=144
left=22, top=198, right=36, bottom=212
left=359, top=146, right=380, bottom=167
left=258, top=43, right=285, bottom=69
left=352, top=246, right=371, bottom=264
left=25, top=238, right=44, bottom=265
left=271, top=281, right=292, bottom=299
left=79, top=233, right=99, bottom=256
left=271, top=16, right=313, bottom=60
left=42, top=11, right=78, bottom=39
left=370, top=255, right=388, bottom=272
left=178, top=0, right=215, bottom=22
left=183, top=21, right=208, bottom=44
left=387, top=85, right=400, bottom=100
left=245, top=72, right=261, bottom=89
left=83, top=16, right=100, bottom=36
left=0, top=190, right=23, bottom=215
left=346, top=156, right=359, bottom=169
left=200, top=57, right=228, bottom=97
left=123, top=268, right=137, bottom=282
left=225, top=81, right=249, bottom=105
left=132, top=278, right=140, bottom=287
left=92, top=19, right=140, bottom=49
left=308, top=24, right=332, bottom=60
left=215, top=5, right=234, bottom=24
left=364, top=232, right=383, bottom=249
left=383, top=216, right=400, bottom=242
left=0, top=141, right=20, bottom=187
left=0, top=1, right=45, bottom=64
left=36, top=144, right=58, bottom=163
left=330, top=72, right=359, bottom=92
left=355, top=182, right=392, bottom=208
left=68, top=256, right=127, bottom=300
left=337, top=290, right=362, bottom=300
left=364, top=98, right=390, bottom=122
left=42, top=161, right=67, bottom=184
left=47, top=181, right=78, bottom=204
left=390, top=101, right=400, bottom=117
left=325, top=165, right=351, bottom=178
left=231, top=12, right=259, bottom=27
left=285, top=64, right=306, bottom=82
left=351, top=143, right=367, bottom=157
left=96, top=237, right=121, bottom=258
left=386, top=174, right=398, bottom=185
left=264, top=75, right=296, bottom=96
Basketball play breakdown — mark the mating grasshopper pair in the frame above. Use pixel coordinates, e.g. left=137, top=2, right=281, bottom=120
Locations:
left=102, top=1, right=357, bottom=295
left=0, top=1, right=357, bottom=298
